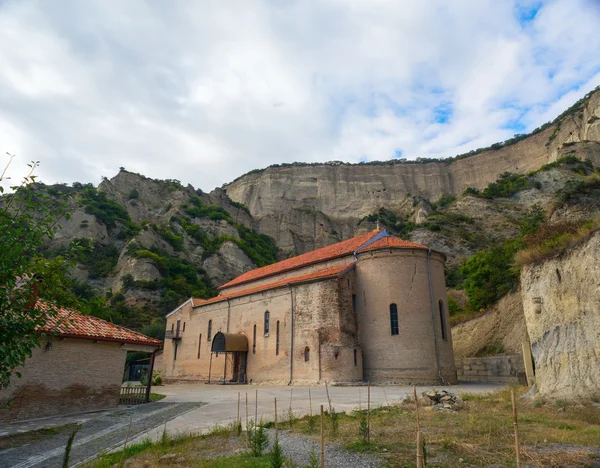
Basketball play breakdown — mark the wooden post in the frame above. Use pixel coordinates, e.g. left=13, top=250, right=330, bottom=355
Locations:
left=367, top=380, right=371, bottom=443
left=320, top=405, right=325, bottom=468
left=413, top=386, right=420, bottom=432
left=511, top=389, right=521, bottom=468
left=245, top=393, right=248, bottom=429
left=416, top=430, right=424, bottom=468
left=237, top=392, right=241, bottom=428
left=144, top=350, right=157, bottom=403
left=274, top=397, right=278, bottom=438
left=325, top=381, right=332, bottom=414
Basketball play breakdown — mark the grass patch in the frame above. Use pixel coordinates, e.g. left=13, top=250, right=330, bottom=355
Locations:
left=516, top=219, right=600, bottom=266
left=149, top=393, right=166, bottom=402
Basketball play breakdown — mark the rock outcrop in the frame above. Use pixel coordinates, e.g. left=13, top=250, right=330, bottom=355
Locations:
left=451, top=290, right=527, bottom=358
left=224, top=88, right=600, bottom=254
left=520, top=231, right=600, bottom=399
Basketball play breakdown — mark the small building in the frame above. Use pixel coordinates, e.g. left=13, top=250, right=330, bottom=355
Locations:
left=163, top=229, right=457, bottom=385
left=0, top=302, right=162, bottom=422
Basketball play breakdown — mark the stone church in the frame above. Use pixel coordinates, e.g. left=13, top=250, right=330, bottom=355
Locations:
left=162, top=228, right=457, bottom=385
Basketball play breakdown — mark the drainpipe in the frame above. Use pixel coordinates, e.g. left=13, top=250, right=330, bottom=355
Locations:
left=287, top=284, right=294, bottom=385
left=226, top=298, right=231, bottom=333
left=427, top=248, right=446, bottom=385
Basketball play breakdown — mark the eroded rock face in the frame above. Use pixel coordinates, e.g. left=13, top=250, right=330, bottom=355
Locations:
left=202, top=241, right=254, bottom=284
left=50, top=209, right=109, bottom=247
left=520, top=231, right=600, bottom=399
left=224, top=90, right=600, bottom=253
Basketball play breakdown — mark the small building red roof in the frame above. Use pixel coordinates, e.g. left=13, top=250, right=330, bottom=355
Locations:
left=37, top=301, right=162, bottom=347
left=219, top=229, right=385, bottom=290
left=199, top=264, right=353, bottom=307
left=357, top=236, right=427, bottom=253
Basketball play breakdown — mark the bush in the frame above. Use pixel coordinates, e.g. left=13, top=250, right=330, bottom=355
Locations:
left=461, top=241, right=520, bottom=310
left=247, top=420, right=269, bottom=457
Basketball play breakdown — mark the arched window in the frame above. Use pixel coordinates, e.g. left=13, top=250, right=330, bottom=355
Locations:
left=353, top=349, right=358, bottom=366
left=207, top=320, right=212, bottom=341
left=275, top=321, right=280, bottom=356
left=197, top=334, right=202, bottom=359
left=264, top=311, right=270, bottom=335
left=253, top=324, right=257, bottom=354
left=304, top=346, right=310, bottom=362
left=390, top=303, right=399, bottom=335
left=439, top=300, right=447, bottom=340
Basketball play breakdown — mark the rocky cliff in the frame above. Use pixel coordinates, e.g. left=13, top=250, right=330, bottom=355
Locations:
left=521, top=231, right=600, bottom=399
left=224, top=88, right=600, bottom=254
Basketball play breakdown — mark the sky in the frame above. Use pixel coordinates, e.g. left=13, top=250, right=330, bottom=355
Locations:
left=1, top=0, right=600, bottom=192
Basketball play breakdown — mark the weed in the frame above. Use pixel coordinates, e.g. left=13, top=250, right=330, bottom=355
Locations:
left=305, top=444, right=319, bottom=468
left=62, top=425, right=80, bottom=468
left=330, top=408, right=340, bottom=438
left=247, top=420, right=269, bottom=457
left=269, top=437, right=284, bottom=468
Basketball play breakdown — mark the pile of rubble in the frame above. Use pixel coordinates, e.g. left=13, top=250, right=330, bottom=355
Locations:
left=419, top=389, right=465, bottom=412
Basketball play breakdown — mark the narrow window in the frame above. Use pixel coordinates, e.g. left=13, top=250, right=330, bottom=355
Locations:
left=304, top=346, right=310, bottom=362
left=207, top=320, right=212, bottom=341
left=176, top=319, right=181, bottom=336
left=197, top=334, right=202, bottom=359
left=183, top=322, right=186, bottom=332
left=354, top=349, right=358, bottom=366
left=275, top=321, right=280, bottom=356
left=264, top=311, right=270, bottom=335
left=253, top=324, right=257, bottom=354
left=173, top=342, right=178, bottom=361
left=171, top=323, right=174, bottom=333
left=439, top=300, right=447, bottom=340
left=390, top=303, right=399, bottom=336
left=352, top=294, right=357, bottom=313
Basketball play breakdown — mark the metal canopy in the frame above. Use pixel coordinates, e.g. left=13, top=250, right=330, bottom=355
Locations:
left=211, top=332, right=248, bottom=353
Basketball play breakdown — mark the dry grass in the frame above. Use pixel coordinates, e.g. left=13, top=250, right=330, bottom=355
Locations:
left=516, top=218, right=600, bottom=267
left=286, top=386, right=600, bottom=467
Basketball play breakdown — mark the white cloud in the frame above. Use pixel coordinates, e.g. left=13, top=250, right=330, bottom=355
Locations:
left=0, top=0, right=599, bottom=192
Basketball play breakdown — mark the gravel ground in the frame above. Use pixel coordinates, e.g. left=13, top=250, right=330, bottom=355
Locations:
left=266, top=429, right=380, bottom=468
left=0, top=402, right=204, bottom=468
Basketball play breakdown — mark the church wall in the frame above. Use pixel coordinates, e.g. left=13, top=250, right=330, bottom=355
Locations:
left=355, top=249, right=457, bottom=384
left=163, top=276, right=362, bottom=384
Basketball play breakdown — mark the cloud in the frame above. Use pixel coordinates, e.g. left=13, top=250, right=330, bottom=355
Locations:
left=0, top=0, right=599, bottom=191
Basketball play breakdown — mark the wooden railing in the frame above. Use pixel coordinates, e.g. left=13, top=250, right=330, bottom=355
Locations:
left=119, top=385, right=147, bottom=405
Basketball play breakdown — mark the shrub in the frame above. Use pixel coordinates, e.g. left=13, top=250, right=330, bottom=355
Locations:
left=461, top=241, right=520, bottom=310
left=247, top=420, right=269, bottom=457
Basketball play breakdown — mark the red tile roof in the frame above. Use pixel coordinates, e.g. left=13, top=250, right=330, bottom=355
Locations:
left=219, top=229, right=385, bottom=290
left=37, top=301, right=163, bottom=347
left=357, top=236, right=427, bottom=253
left=200, top=264, right=353, bottom=306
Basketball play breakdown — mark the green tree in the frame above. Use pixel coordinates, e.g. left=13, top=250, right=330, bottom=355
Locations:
left=0, top=156, right=75, bottom=389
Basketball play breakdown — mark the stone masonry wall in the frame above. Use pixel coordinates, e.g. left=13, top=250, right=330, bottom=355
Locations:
left=355, top=249, right=457, bottom=384
left=0, top=340, right=126, bottom=422
left=455, top=355, right=526, bottom=384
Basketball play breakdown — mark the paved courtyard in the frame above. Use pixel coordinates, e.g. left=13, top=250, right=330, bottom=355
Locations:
left=0, top=382, right=504, bottom=467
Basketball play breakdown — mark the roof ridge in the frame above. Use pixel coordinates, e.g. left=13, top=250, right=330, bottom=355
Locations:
left=218, top=229, right=384, bottom=290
